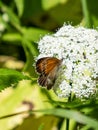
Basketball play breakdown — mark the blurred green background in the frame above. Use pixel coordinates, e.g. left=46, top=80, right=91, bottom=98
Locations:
left=0, top=0, right=98, bottom=130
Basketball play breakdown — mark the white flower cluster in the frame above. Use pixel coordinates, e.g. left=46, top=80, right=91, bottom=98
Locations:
left=37, top=25, right=98, bottom=99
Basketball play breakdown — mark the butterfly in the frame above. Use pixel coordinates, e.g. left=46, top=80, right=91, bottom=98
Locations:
left=36, top=57, right=62, bottom=90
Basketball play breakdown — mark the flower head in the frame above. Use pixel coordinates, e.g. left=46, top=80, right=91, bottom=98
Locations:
left=37, top=25, right=98, bottom=99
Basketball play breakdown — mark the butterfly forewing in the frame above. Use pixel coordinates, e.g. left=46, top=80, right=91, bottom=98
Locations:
left=36, top=57, right=46, bottom=73
left=36, top=57, right=61, bottom=75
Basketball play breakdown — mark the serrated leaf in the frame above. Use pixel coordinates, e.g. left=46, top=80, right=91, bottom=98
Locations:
left=0, top=68, right=30, bottom=91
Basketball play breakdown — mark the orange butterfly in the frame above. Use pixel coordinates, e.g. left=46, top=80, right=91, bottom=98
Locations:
left=36, top=57, right=62, bottom=90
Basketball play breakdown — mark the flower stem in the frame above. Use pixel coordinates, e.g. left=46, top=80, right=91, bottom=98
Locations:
left=66, top=118, right=69, bottom=130
left=66, top=94, right=71, bottom=130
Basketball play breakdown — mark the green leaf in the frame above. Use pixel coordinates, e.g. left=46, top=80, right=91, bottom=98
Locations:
left=14, top=0, right=24, bottom=17
left=0, top=84, right=54, bottom=130
left=22, top=43, right=38, bottom=76
left=2, top=33, right=22, bottom=42
left=81, top=0, right=98, bottom=28
left=0, top=68, right=30, bottom=91
left=42, top=0, right=67, bottom=10
left=50, top=0, right=82, bottom=25
left=0, top=1, right=22, bottom=32
left=22, top=39, right=38, bottom=56
left=22, top=0, right=43, bottom=17
left=11, top=115, right=59, bottom=130
left=35, top=108, right=98, bottom=130
left=49, top=99, right=97, bottom=109
left=38, top=123, right=44, bottom=130
left=22, top=27, right=49, bottom=42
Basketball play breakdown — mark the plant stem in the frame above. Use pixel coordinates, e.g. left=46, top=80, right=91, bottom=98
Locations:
left=66, top=118, right=69, bottom=130
left=81, top=0, right=92, bottom=28
left=66, top=94, right=71, bottom=130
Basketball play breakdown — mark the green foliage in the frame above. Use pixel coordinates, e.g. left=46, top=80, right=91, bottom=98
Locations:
left=0, top=68, right=30, bottom=91
left=14, top=0, right=24, bottom=17
left=13, top=115, right=59, bottom=130
left=81, top=0, right=98, bottom=28
left=0, top=0, right=98, bottom=130
left=35, top=108, right=98, bottom=130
